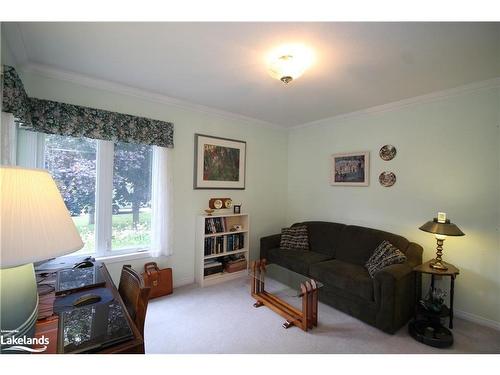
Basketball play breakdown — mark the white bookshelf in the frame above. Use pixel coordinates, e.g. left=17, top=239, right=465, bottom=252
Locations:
left=195, top=213, right=249, bottom=287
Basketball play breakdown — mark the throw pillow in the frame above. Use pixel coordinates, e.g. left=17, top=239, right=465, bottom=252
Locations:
left=280, top=225, right=309, bottom=251
left=365, top=240, right=407, bottom=278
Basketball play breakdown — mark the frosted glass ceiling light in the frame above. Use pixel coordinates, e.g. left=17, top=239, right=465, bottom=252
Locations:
left=267, top=44, right=315, bottom=85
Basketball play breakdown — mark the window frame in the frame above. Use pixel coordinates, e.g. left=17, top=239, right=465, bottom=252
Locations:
left=18, top=130, right=154, bottom=258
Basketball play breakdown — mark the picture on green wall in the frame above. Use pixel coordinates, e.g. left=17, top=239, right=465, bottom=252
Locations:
left=330, top=151, right=370, bottom=186
left=203, top=144, right=240, bottom=181
left=194, top=134, right=246, bottom=189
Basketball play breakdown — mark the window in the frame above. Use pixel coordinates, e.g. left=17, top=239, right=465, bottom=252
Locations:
left=23, top=132, right=154, bottom=257
left=44, top=134, right=97, bottom=255
left=112, top=141, right=153, bottom=252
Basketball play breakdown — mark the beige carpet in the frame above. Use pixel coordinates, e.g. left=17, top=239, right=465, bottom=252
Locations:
left=144, top=276, right=500, bottom=354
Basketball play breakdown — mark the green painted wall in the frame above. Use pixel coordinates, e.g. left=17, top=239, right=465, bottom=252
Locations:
left=287, top=85, right=500, bottom=325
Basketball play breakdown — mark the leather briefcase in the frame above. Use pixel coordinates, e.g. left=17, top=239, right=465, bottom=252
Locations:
left=142, top=262, right=173, bottom=299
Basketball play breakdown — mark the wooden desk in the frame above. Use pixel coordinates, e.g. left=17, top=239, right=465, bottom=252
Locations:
left=34, top=263, right=144, bottom=354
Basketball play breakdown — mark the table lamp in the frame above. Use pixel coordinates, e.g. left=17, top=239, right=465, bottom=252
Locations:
left=0, top=166, right=83, bottom=350
left=419, top=212, right=464, bottom=271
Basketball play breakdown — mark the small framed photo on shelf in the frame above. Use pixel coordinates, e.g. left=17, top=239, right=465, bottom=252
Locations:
left=233, top=204, right=241, bottom=214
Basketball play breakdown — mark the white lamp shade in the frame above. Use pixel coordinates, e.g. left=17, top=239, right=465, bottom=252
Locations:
left=0, top=166, right=84, bottom=268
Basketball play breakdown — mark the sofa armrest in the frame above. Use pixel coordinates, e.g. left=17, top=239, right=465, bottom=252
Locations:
left=405, top=242, right=423, bottom=268
left=260, top=233, right=281, bottom=260
left=373, top=262, right=415, bottom=333
left=374, top=263, right=413, bottom=283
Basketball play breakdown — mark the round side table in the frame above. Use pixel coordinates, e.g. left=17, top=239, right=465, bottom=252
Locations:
left=409, top=260, right=459, bottom=348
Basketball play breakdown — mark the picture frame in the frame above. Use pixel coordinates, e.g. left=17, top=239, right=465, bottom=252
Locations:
left=330, top=151, right=370, bottom=186
left=194, top=134, right=246, bottom=189
left=233, top=204, right=241, bottom=214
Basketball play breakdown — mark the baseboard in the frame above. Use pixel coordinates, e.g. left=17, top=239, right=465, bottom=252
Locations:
left=173, top=276, right=195, bottom=288
left=454, top=309, right=500, bottom=331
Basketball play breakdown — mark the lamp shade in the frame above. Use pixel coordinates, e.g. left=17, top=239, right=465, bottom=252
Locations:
left=0, top=166, right=84, bottom=268
left=419, top=218, right=465, bottom=236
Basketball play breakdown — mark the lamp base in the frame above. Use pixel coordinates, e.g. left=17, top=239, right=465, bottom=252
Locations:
left=0, top=263, right=39, bottom=353
left=429, top=259, right=448, bottom=271
left=430, top=237, right=448, bottom=271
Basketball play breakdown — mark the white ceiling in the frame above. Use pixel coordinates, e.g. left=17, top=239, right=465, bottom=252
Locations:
left=3, top=22, right=500, bottom=127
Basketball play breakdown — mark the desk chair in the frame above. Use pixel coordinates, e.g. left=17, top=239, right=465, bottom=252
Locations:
left=118, top=265, right=151, bottom=339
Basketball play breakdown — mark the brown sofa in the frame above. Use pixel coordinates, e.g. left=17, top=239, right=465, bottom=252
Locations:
left=260, top=221, right=423, bottom=334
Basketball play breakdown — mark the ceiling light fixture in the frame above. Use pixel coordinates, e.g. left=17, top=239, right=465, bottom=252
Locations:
left=267, top=44, right=315, bottom=85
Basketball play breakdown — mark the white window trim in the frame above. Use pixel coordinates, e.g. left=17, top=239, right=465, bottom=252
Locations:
left=96, top=249, right=152, bottom=264
left=95, top=140, right=114, bottom=257
left=1, top=112, right=17, bottom=165
left=16, top=128, right=45, bottom=168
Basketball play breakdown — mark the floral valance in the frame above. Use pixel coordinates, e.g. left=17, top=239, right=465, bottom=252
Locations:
left=2, top=65, right=32, bottom=125
left=1, top=65, right=174, bottom=148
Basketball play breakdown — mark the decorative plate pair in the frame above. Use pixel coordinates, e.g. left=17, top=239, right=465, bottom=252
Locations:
left=379, top=145, right=396, bottom=187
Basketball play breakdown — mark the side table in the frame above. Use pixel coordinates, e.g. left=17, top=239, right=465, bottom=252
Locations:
left=409, top=260, right=459, bottom=348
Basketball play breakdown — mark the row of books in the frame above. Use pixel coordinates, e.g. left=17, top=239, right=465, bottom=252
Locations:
left=203, top=254, right=247, bottom=277
left=204, top=233, right=245, bottom=256
left=205, top=217, right=230, bottom=234
left=204, top=259, right=224, bottom=277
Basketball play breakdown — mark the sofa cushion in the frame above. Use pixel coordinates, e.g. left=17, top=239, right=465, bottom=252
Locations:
left=309, top=259, right=374, bottom=302
left=280, top=225, right=309, bottom=251
left=335, top=225, right=410, bottom=266
left=266, top=248, right=333, bottom=275
left=296, top=221, right=346, bottom=257
left=365, top=240, right=407, bottom=278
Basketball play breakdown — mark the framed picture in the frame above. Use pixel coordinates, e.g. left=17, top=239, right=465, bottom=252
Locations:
left=330, top=151, right=370, bottom=186
left=194, top=134, right=246, bottom=189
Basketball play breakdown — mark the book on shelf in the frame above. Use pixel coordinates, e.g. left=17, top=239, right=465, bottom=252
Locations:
left=204, top=254, right=247, bottom=277
left=203, top=233, right=245, bottom=256
left=226, top=233, right=244, bottom=252
left=204, top=259, right=222, bottom=268
left=204, top=217, right=230, bottom=234
left=203, top=259, right=224, bottom=276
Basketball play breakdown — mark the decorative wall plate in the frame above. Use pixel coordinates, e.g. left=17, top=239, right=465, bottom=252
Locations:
left=379, top=171, right=396, bottom=187
left=379, top=145, right=397, bottom=161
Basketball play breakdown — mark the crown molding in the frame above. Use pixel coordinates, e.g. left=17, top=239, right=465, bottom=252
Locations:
left=20, top=62, right=286, bottom=130
left=16, top=62, right=500, bottom=132
left=292, top=77, right=500, bottom=130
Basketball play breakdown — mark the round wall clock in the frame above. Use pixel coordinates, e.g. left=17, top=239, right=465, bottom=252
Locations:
left=379, top=145, right=397, bottom=161
left=379, top=171, right=396, bottom=187
left=213, top=199, right=223, bottom=209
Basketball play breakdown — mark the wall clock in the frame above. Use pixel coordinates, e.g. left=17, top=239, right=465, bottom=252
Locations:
left=211, top=199, right=223, bottom=209
left=209, top=198, right=232, bottom=209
